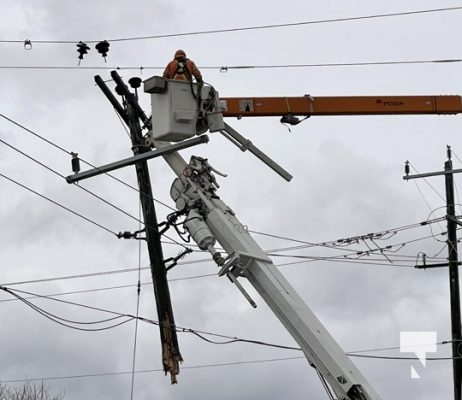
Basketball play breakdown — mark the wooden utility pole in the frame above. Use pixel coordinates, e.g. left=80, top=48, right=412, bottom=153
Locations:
left=445, top=150, right=462, bottom=400
left=115, top=73, right=182, bottom=383
left=126, top=100, right=182, bottom=383
left=405, top=146, right=462, bottom=400
left=76, top=72, right=186, bottom=383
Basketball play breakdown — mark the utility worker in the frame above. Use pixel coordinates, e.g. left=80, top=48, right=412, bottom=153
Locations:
left=163, top=49, right=203, bottom=83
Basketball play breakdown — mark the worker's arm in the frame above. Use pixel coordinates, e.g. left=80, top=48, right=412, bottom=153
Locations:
left=187, top=60, right=203, bottom=83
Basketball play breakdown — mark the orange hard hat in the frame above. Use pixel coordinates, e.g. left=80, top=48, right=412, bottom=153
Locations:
left=174, top=49, right=186, bottom=58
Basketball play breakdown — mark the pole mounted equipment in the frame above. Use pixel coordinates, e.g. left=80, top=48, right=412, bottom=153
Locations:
left=76, top=41, right=90, bottom=65
left=129, top=77, right=142, bottom=100
left=95, top=40, right=110, bottom=62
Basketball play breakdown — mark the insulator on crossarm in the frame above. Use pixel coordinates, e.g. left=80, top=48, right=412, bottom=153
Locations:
left=404, top=160, right=410, bottom=176
left=447, top=145, right=452, bottom=160
left=71, top=152, right=80, bottom=174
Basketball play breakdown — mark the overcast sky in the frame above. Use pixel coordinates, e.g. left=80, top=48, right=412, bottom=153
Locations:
left=1, top=1, right=462, bottom=399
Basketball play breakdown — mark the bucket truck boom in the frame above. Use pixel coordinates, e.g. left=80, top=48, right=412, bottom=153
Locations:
left=143, top=77, right=384, bottom=399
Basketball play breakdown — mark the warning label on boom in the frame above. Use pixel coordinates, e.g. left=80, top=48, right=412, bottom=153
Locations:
left=239, top=99, right=254, bottom=112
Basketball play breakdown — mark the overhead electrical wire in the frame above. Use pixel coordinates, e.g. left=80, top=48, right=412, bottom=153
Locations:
left=3, top=347, right=458, bottom=384
left=0, top=285, right=454, bottom=360
left=0, top=186, right=451, bottom=309
left=0, top=134, right=185, bottom=248
left=0, top=284, right=457, bottom=392
left=0, top=6, right=461, bottom=45
left=1, top=349, right=457, bottom=384
left=252, top=218, right=449, bottom=262
left=0, top=357, right=308, bottom=383
left=0, top=285, right=134, bottom=332
left=0, top=254, right=439, bottom=305
left=408, top=161, right=446, bottom=202
left=0, top=59, right=460, bottom=72
left=0, top=112, right=175, bottom=213
left=0, top=136, right=149, bottom=231
left=0, top=172, right=118, bottom=236
left=0, top=219, right=450, bottom=301
left=252, top=215, right=447, bottom=248
left=0, top=113, right=189, bottom=249
left=130, top=205, right=143, bottom=400
left=0, top=247, right=440, bottom=293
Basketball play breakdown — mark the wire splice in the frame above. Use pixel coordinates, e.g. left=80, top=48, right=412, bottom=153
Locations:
left=24, top=39, right=32, bottom=50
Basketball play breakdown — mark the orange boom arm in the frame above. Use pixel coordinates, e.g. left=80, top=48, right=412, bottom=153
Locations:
left=220, top=95, right=462, bottom=117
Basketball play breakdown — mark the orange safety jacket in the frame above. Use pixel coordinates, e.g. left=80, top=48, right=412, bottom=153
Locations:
left=163, top=58, right=203, bottom=82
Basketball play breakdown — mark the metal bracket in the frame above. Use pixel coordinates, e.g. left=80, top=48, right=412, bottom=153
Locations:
left=218, top=251, right=271, bottom=277
left=217, top=251, right=272, bottom=309
left=66, top=135, right=209, bottom=184
left=220, top=123, right=293, bottom=182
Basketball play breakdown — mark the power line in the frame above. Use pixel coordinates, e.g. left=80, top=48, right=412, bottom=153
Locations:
left=0, top=284, right=457, bottom=384
left=0, top=112, right=175, bottom=213
left=0, top=230, right=447, bottom=295
left=0, top=58, right=460, bottom=72
left=0, top=251, right=421, bottom=292
left=0, top=357, right=307, bottom=383
left=0, top=255, right=424, bottom=305
left=0, top=212, right=450, bottom=295
left=0, top=113, right=189, bottom=249
left=0, top=286, right=134, bottom=332
left=252, top=215, right=446, bottom=249
left=0, top=136, right=149, bottom=229
left=1, top=6, right=461, bottom=44
left=1, top=266, right=148, bottom=287
left=0, top=285, right=303, bottom=352
left=130, top=205, right=143, bottom=400
left=252, top=219, right=449, bottom=264
left=212, top=59, right=462, bottom=71
left=347, top=353, right=458, bottom=361
left=0, top=172, right=118, bottom=236
left=0, top=274, right=218, bottom=306
left=2, top=284, right=453, bottom=359
left=2, top=348, right=458, bottom=384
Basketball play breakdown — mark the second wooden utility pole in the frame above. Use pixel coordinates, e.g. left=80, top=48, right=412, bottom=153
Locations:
left=404, top=146, right=462, bottom=400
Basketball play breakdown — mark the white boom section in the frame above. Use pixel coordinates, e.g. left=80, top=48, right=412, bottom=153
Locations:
left=202, top=196, right=381, bottom=400
left=152, top=144, right=381, bottom=400
left=145, top=78, right=382, bottom=400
